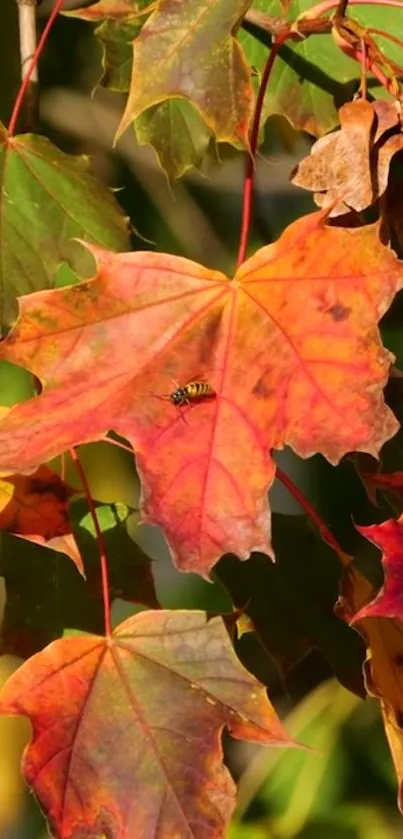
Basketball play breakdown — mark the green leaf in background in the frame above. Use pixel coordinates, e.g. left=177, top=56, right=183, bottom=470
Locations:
left=63, top=627, right=93, bottom=638
left=135, top=98, right=211, bottom=178
left=98, top=20, right=212, bottom=177
left=0, top=127, right=130, bottom=331
left=233, top=680, right=360, bottom=834
left=115, top=0, right=253, bottom=148
left=239, top=0, right=271, bottom=73
left=71, top=4, right=212, bottom=177
left=240, top=0, right=403, bottom=136
left=96, top=18, right=141, bottom=91
left=0, top=500, right=158, bottom=659
left=217, top=514, right=366, bottom=698
left=228, top=827, right=268, bottom=839
left=94, top=3, right=155, bottom=92
left=63, top=0, right=154, bottom=92
left=0, top=361, right=35, bottom=406
left=233, top=682, right=401, bottom=839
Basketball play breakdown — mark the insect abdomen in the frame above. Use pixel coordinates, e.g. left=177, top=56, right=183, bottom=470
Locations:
left=185, top=382, right=215, bottom=399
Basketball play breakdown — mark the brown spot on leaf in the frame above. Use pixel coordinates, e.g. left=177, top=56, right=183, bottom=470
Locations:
left=327, top=303, right=350, bottom=322
left=252, top=374, right=273, bottom=399
left=199, top=309, right=223, bottom=364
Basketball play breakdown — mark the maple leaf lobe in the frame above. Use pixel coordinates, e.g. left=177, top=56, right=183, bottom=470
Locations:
left=0, top=611, right=293, bottom=838
left=354, top=516, right=403, bottom=622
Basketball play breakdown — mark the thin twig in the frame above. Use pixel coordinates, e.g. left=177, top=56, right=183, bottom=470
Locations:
left=298, top=0, right=403, bottom=19
left=243, top=7, right=332, bottom=39
left=236, top=32, right=290, bottom=267
left=359, top=38, right=368, bottom=97
left=243, top=0, right=403, bottom=40
left=71, top=448, right=113, bottom=637
left=276, top=466, right=345, bottom=559
left=335, top=0, right=350, bottom=18
left=9, top=0, right=65, bottom=136
left=366, top=27, right=403, bottom=51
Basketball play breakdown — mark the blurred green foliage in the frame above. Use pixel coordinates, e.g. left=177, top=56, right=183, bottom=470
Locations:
left=229, top=681, right=400, bottom=839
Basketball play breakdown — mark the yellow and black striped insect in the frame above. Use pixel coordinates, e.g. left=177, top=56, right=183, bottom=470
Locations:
left=154, top=379, right=216, bottom=423
left=169, top=380, right=216, bottom=408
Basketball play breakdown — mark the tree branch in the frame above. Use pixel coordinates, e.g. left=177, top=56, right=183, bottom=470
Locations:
left=335, top=0, right=350, bottom=17
left=243, top=7, right=333, bottom=40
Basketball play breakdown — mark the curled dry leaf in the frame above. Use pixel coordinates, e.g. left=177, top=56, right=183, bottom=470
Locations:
left=292, top=100, right=403, bottom=217
left=0, top=466, right=83, bottom=574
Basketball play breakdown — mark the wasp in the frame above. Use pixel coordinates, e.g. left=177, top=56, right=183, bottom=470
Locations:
left=169, top=380, right=215, bottom=408
left=155, top=379, right=216, bottom=421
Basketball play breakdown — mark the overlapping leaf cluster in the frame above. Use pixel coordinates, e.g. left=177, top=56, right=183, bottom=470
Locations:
left=1, top=1, right=403, bottom=838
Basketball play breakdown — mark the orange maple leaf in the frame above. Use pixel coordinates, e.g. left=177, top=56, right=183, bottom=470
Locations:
left=0, top=211, right=400, bottom=576
left=0, top=611, right=295, bottom=839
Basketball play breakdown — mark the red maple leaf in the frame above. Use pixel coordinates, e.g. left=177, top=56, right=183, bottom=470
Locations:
left=0, top=211, right=400, bottom=576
